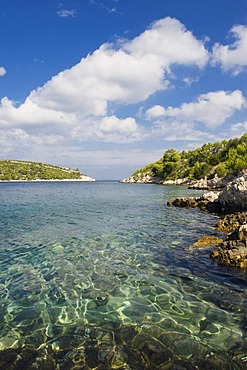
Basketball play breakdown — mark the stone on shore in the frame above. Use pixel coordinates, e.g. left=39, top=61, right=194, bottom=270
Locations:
left=217, top=173, right=247, bottom=211
left=213, top=239, right=247, bottom=268
left=211, top=213, right=247, bottom=268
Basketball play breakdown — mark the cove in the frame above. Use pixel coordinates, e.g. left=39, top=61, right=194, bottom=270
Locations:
left=0, top=181, right=247, bottom=369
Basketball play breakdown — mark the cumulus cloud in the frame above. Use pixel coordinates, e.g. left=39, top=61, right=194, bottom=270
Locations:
left=0, top=66, right=6, bottom=76
left=28, top=45, right=168, bottom=115
left=73, top=115, right=145, bottom=143
left=146, top=90, right=246, bottom=128
left=0, top=128, right=65, bottom=158
left=150, top=120, right=213, bottom=142
left=57, top=9, right=77, bottom=18
left=125, top=17, right=209, bottom=69
left=0, top=17, right=210, bottom=147
left=226, top=121, right=247, bottom=137
left=212, top=25, right=247, bottom=75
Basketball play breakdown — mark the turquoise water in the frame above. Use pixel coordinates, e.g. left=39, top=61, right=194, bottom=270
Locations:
left=0, top=181, right=247, bottom=369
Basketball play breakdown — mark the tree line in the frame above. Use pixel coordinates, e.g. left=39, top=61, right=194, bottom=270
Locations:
left=132, top=133, right=247, bottom=181
left=0, top=160, right=84, bottom=181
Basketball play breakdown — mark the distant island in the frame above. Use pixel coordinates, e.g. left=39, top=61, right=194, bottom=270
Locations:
left=121, top=133, right=247, bottom=188
left=0, top=160, right=95, bottom=182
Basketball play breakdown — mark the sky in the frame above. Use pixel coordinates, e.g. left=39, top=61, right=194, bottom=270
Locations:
left=0, top=0, right=247, bottom=180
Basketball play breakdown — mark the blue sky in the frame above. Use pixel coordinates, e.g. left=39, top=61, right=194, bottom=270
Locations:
left=0, top=0, right=246, bottom=179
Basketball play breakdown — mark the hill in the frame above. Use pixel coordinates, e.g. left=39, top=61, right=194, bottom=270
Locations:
left=0, top=160, right=95, bottom=181
left=123, top=134, right=247, bottom=184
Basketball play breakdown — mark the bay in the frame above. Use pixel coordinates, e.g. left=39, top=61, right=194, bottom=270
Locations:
left=0, top=181, right=246, bottom=369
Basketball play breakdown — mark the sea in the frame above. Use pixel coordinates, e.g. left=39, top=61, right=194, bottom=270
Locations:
left=0, top=181, right=247, bottom=369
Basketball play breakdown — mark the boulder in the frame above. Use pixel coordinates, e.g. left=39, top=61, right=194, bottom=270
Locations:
left=216, top=212, right=247, bottom=232
left=167, top=195, right=221, bottom=212
left=218, top=173, right=247, bottom=211
left=216, top=240, right=247, bottom=268
left=211, top=213, right=247, bottom=268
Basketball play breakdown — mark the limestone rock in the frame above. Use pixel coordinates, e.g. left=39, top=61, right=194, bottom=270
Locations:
left=167, top=195, right=221, bottom=212
left=216, top=240, right=247, bottom=268
left=216, top=212, right=247, bottom=232
left=201, top=191, right=219, bottom=202
left=238, top=224, right=247, bottom=241
left=188, top=173, right=235, bottom=190
left=218, top=173, right=247, bottom=211
left=211, top=213, right=247, bottom=268
left=120, top=173, right=161, bottom=184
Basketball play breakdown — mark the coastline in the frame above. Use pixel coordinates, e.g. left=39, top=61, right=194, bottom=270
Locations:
left=167, top=173, right=247, bottom=268
left=0, top=177, right=96, bottom=183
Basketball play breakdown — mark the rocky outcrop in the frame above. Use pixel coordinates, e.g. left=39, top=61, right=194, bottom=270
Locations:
left=215, top=212, right=247, bottom=232
left=210, top=213, right=247, bottom=267
left=167, top=191, right=221, bottom=212
left=188, top=174, right=234, bottom=190
left=167, top=174, right=247, bottom=268
left=217, top=173, right=247, bottom=211
left=211, top=216, right=247, bottom=268
left=168, top=173, right=247, bottom=213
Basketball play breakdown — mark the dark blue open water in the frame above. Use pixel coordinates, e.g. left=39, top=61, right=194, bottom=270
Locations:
left=0, top=181, right=247, bottom=369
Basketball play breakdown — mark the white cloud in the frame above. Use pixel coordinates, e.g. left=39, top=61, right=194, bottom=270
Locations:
left=146, top=90, right=246, bottom=128
left=28, top=45, right=168, bottom=115
left=73, top=115, right=145, bottom=143
left=0, top=17, right=210, bottom=146
left=57, top=9, right=77, bottom=18
left=183, top=76, right=199, bottom=86
left=212, top=25, right=247, bottom=75
left=125, top=17, right=209, bottom=69
left=151, top=120, right=213, bottom=142
left=0, top=128, right=65, bottom=157
left=0, top=97, right=77, bottom=134
left=226, top=121, right=247, bottom=137
left=0, top=66, right=6, bottom=76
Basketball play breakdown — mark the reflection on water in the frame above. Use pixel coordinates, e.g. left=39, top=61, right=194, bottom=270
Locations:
left=0, top=181, right=247, bottom=369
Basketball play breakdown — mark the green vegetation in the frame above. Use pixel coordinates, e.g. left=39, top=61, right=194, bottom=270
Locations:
left=0, top=160, right=86, bottom=181
left=132, top=134, right=247, bottom=181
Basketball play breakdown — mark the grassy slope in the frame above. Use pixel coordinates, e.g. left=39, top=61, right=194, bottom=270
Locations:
left=0, top=160, right=87, bottom=181
left=132, top=134, right=247, bottom=181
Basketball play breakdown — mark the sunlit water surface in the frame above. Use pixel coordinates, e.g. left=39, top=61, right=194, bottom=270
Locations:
left=0, top=181, right=247, bottom=369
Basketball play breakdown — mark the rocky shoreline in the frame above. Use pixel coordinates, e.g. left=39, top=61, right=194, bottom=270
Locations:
left=167, top=173, right=247, bottom=268
left=121, top=172, right=238, bottom=190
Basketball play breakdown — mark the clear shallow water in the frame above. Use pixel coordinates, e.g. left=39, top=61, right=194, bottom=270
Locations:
left=0, top=181, right=247, bottom=369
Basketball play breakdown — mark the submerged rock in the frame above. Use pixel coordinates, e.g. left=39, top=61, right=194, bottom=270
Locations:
left=192, top=235, right=223, bottom=248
